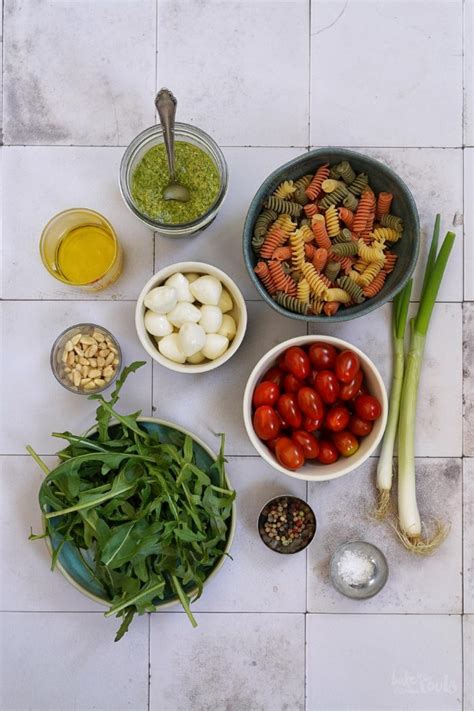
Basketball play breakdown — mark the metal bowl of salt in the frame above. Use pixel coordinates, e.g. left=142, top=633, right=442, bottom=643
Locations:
left=329, top=541, right=389, bottom=599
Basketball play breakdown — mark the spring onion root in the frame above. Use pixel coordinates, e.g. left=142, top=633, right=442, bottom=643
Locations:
left=396, top=217, right=455, bottom=553
left=374, top=279, right=412, bottom=519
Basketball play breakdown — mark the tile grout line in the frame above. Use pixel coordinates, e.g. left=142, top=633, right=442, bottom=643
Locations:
left=0, top=143, right=469, bottom=150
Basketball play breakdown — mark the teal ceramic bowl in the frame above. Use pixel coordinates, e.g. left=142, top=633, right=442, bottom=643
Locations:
left=243, top=148, right=420, bottom=322
left=43, top=417, right=236, bottom=608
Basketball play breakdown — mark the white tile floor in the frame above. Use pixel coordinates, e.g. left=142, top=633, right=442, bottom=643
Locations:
left=1, top=1, right=472, bottom=710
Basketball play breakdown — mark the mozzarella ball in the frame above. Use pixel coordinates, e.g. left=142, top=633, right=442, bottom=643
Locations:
left=144, top=286, right=177, bottom=314
left=190, top=275, right=222, bottom=306
left=202, top=333, right=229, bottom=360
left=199, top=305, right=223, bottom=334
left=165, top=272, right=194, bottom=303
left=158, top=334, right=186, bottom=364
left=218, top=289, right=234, bottom=313
left=167, top=302, right=201, bottom=328
left=144, top=310, right=174, bottom=337
left=185, top=272, right=200, bottom=283
left=187, top=350, right=206, bottom=364
left=178, top=323, right=206, bottom=357
left=218, top=314, right=237, bottom=341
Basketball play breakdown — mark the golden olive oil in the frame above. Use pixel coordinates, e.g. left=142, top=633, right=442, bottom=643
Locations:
left=56, top=224, right=116, bottom=284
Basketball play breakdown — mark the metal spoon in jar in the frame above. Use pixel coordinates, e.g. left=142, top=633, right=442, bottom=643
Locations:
left=155, top=88, right=190, bottom=203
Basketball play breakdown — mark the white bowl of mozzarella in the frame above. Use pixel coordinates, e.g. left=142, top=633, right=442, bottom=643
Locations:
left=136, top=262, right=248, bottom=373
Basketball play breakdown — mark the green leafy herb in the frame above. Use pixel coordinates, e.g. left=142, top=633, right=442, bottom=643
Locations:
left=28, top=361, right=235, bottom=641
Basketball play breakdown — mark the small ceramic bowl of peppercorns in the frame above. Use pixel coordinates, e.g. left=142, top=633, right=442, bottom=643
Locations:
left=257, top=495, right=316, bottom=554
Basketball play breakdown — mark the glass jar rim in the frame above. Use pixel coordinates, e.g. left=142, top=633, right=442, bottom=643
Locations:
left=119, top=122, right=228, bottom=231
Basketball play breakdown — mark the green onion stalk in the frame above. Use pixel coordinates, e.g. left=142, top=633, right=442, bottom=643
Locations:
left=396, top=218, right=455, bottom=553
left=374, top=278, right=412, bottom=519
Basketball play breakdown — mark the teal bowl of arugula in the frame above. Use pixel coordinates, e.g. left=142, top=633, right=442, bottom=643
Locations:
left=31, top=364, right=236, bottom=641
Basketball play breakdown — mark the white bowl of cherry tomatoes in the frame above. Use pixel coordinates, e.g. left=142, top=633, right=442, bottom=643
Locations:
left=243, top=336, right=388, bottom=482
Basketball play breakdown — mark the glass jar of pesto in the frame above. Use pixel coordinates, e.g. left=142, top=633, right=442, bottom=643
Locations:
left=120, top=123, right=228, bottom=236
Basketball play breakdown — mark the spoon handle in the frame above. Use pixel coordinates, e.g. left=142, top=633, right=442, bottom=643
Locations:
left=155, top=88, right=177, bottom=181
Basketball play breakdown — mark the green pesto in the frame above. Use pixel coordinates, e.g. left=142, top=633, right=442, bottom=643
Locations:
left=131, top=141, right=220, bottom=224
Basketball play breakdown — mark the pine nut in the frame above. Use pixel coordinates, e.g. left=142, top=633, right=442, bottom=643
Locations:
left=71, top=334, right=82, bottom=346
left=64, top=340, right=73, bottom=352
left=81, top=378, right=91, bottom=385
left=105, top=352, right=115, bottom=366
left=98, top=349, right=109, bottom=358
left=88, top=369, right=101, bottom=379
left=73, top=371, right=81, bottom=387
left=97, top=357, right=105, bottom=368
left=93, top=331, right=105, bottom=342
left=84, top=381, right=97, bottom=390
left=85, top=344, right=98, bottom=358
left=67, top=352, right=75, bottom=367
left=73, top=346, right=84, bottom=357
left=103, top=365, right=114, bottom=378
left=89, top=357, right=98, bottom=368
left=80, top=335, right=95, bottom=346
left=61, top=349, right=68, bottom=363
left=94, top=378, right=105, bottom=387
left=79, top=357, right=89, bottom=366
left=113, top=357, right=119, bottom=365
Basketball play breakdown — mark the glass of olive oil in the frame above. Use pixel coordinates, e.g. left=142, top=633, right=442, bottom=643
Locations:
left=40, top=208, right=123, bottom=290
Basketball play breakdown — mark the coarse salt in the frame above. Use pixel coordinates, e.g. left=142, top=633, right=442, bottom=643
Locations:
left=337, top=549, right=374, bottom=586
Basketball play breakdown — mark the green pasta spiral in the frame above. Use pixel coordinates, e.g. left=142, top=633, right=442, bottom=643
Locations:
left=274, top=291, right=310, bottom=315
left=348, top=173, right=369, bottom=196
left=324, top=260, right=341, bottom=282
left=380, top=213, right=404, bottom=231
left=294, top=174, right=313, bottom=191
left=264, top=195, right=303, bottom=216
left=342, top=192, right=359, bottom=211
left=334, top=228, right=353, bottom=243
left=293, top=187, right=309, bottom=205
left=319, top=184, right=349, bottom=210
left=330, top=241, right=358, bottom=257
left=337, top=276, right=366, bottom=304
left=335, top=160, right=356, bottom=185
left=329, top=166, right=341, bottom=180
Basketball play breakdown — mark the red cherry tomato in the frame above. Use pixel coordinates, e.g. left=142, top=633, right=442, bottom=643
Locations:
left=292, top=430, right=319, bottom=459
left=297, top=387, right=325, bottom=420
left=277, top=354, right=290, bottom=372
left=252, top=381, right=279, bottom=408
left=262, top=366, right=284, bottom=388
left=277, top=394, right=303, bottom=429
left=307, top=369, right=319, bottom=388
left=317, top=439, right=339, bottom=464
left=339, top=370, right=363, bottom=401
left=315, top=370, right=340, bottom=404
left=275, top=437, right=305, bottom=470
left=333, top=430, right=359, bottom=457
left=349, top=415, right=373, bottom=437
left=253, top=406, right=281, bottom=441
left=283, top=346, right=311, bottom=380
left=324, top=405, right=351, bottom=432
left=266, top=436, right=280, bottom=452
left=354, top=394, right=382, bottom=421
left=308, top=342, right=337, bottom=370
left=335, top=349, right=361, bottom=384
left=303, top=416, right=323, bottom=432
left=283, top=373, right=301, bottom=394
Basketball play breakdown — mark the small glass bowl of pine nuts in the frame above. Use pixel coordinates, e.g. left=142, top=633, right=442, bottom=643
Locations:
left=50, top=323, right=122, bottom=394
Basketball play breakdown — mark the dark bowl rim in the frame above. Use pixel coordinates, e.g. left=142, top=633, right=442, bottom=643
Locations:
left=242, top=147, right=420, bottom=323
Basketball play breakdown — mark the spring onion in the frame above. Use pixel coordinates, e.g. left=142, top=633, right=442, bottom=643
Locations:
left=374, top=277, right=412, bottom=518
left=396, top=218, right=455, bottom=553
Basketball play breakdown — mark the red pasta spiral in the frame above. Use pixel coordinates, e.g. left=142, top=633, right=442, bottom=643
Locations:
left=268, top=260, right=297, bottom=296
left=359, top=229, right=373, bottom=245
left=353, top=190, right=375, bottom=234
left=362, top=271, right=386, bottom=297
left=312, top=247, right=328, bottom=271
left=305, top=164, right=330, bottom=200
left=376, top=192, right=393, bottom=220
left=338, top=207, right=354, bottom=228
left=383, top=252, right=398, bottom=273
left=272, top=246, right=292, bottom=261
left=329, top=254, right=355, bottom=274
left=323, top=301, right=340, bottom=316
left=304, top=202, right=319, bottom=217
left=318, top=272, right=333, bottom=288
left=312, top=216, right=332, bottom=250
left=259, top=227, right=287, bottom=259
left=254, top=261, right=277, bottom=295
